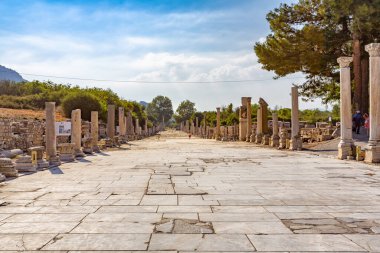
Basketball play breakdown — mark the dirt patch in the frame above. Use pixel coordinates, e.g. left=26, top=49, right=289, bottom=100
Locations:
left=282, top=218, right=380, bottom=234
left=154, top=218, right=214, bottom=234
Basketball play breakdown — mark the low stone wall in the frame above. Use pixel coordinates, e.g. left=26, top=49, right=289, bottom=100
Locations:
left=0, top=118, right=45, bottom=151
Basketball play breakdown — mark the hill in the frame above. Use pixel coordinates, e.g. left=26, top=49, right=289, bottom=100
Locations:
left=0, top=65, right=24, bottom=82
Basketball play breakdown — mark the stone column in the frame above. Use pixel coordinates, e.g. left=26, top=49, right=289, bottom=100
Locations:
left=185, top=120, right=190, bottom=133
left=255, top=107, right=263, bottom=144
left=91, top=111, right=100, bottom=152
left=204, top=112, right=207, bottom=138
left=107, top=105, right=115, bottom=139
left=239, top=97, right=249, bottom=141
left=144, top=120, right=148, bottom=136
left=337, top=57, right=354, bottom=159
left=270, top=113, right=280, bottom=147
left=118, top=107, right=125, bottom=136
left=289, top=86, right=302, bottom=150
left=246, top=97, right=252, bottom=142
left=365, top=43, right=380, bottom=163
left=45, top=102, right=61, bottom=166
left=71, top=109, right=85, bottom=157
left=135, top=118, right=140, bottom=135
left=195, top=117, right=199, bottom=135
left=216, top=107, right=221, bottom=140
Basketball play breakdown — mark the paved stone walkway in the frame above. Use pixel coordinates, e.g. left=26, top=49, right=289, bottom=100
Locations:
left=1, top=130, right=380, bottom=252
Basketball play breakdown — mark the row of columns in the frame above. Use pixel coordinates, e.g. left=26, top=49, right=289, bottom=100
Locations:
left=209, top=90, right=301, bottom=150
left=338, top=43, right=380, bottom=163
left=45, top=103, right=158, bottom=166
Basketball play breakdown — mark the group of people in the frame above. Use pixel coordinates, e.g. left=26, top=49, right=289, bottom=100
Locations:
left=352, top=111, right=369, bottom=136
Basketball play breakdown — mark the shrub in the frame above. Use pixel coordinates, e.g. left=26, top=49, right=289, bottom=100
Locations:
left=61, top=92, right=102, bottom=121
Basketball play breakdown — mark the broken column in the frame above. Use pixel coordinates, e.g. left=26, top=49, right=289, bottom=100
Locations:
left=289, top=87, right=302, bottom=150
left=216, top=107, right=221, bottom=140
left=107, top=104, right=116, bottom=139
left=14, top=155, right=37, bottom=172
left=239, top=97, right=248, bottom=141
left=0, top=158, right=18, bottom=177
left=71, top=109, right=85, bottom=157
left=270, top=113, right=280, bottom=147
left=246, top=97, right=252, bottom=142
left=45, top=102, right=61, bottom=166
left=365, top=43, right=380, bottom=163
left=337, top=57, right=354, bottom=159
left=91, top=111, right=100, bottom=152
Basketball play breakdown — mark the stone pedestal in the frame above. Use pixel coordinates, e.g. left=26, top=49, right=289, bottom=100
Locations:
left=279, top=129, right=289, bottom=149
left=337, top=57, right=354, bottom=159
left=57, top=143, right=75, bottom=162
left=45, top=102, right=61, bottom=166
left=14, top=155, right=37, bottom=172
left=91, top=111, right=100, bottom=153
left=71, top=109, right=85, bottom=157
left=290, top=87, right=302, bottom=150
left=83, top=137, right=93, bottom=154
left=262, top=135, right=270, bottom=145
left=0, top=158, right=18, bottom=177
left=28, top=146, right=49, bottom=169
left=365, top=43, right=380, bottom=163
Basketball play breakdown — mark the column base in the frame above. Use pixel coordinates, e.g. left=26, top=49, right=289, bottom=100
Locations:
left=365, top=145, right=380, bottom=163
left=338, top=142, right=354, bottom=160
left=249, top=133, right=256, bottom=143
left=270, top=135, right=280, bottom=147
left=262, top=135, right=270, bottom=145
left=279, top=138, right=287, bottom=149
left=255, top=133, right=263, bottom=144
left=60, top=154, right=75, bottom=162
left=48, top=156, right=61, bottom=167
left=74, top=149, right=86, bottom=157
left=289, top=137, right=302, bottom=151
left=92, top=146, right=101, bottom=153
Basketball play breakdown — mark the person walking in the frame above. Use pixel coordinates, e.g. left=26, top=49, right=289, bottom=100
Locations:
left=364, top=113, right=370, bottom=137
left=352, top=111, right=364, bottom=134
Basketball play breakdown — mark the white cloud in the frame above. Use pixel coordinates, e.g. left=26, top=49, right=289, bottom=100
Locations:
left=0, top=0, right=327, bottom=111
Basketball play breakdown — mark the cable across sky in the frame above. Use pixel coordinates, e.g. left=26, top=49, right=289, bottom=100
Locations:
left=18, top=72, right=305, bottom=84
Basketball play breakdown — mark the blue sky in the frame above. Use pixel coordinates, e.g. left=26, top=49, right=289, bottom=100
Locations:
left=0, top=0, right=327, bottom=111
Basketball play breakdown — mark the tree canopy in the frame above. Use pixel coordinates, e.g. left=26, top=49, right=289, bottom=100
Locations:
left=174, top=100, right=197, bottom=123
left=254, top=0, right=380, bottom=112
left=146, top=95, right=174, bottom=124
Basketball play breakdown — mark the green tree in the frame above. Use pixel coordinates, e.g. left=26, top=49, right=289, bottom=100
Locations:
left=254, top=0, right=380, bottom=112
left=146, top=95, right=174, bottom=124
left=174, top=100, right=196, bottom=123
left=61, top=92, right=102, bottom=121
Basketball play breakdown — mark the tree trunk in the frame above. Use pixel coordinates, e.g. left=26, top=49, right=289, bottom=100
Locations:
left=353, top=33, right=362, bottom=112
left=361, top=57, right=369, bottom=114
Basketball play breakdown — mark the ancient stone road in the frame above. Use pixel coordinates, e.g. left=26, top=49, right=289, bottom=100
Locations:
left=1, top=131, right=380, bottom=252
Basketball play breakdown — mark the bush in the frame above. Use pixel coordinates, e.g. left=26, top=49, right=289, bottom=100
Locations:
left=61, top=92, right=102, bottom=121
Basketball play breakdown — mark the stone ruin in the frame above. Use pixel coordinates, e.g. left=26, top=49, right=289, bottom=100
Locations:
left=0, top=103, right=160, bottom=182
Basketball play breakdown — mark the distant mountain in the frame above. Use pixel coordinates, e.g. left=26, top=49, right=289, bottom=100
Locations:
left=0, top=65, right=24, bottom=82
left=139, top=101, right=149, bottom=108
